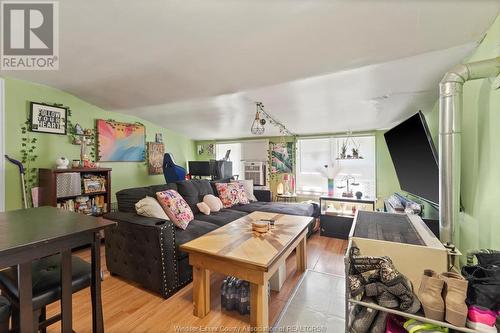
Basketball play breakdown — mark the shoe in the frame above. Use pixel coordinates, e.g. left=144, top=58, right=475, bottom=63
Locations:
left=418, top=270, right=445, bottom=321
left=403, top=319, right=449, bottom=332
left=369, top=312, right=387, bottom=333
left=466, top=306, right=497, bottom=332
left=439, top=272, right=468, bottom=327
left=349, top=274, right=365, bottom=298
left=351, top=298, right=378, bottom=333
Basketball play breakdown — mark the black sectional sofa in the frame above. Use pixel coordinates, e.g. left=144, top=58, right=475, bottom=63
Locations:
left=104, top=179, right=319, bottom=298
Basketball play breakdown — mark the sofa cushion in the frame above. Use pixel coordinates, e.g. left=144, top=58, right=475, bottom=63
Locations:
left=175, top=220, right=219, bottom=259
left=232, top=180, right=257, bottom=202
left=231, top=201, right=316, bottom=217
left=196, top=202, right=211, bottom=215
left=215, top=182, right=249, bottom=208
left=203, top=194, right=223, bottom=212
left=194, top=208, right=248, bottom=227
left=116, top=183, right=177, bottom=213
left=210, top=178, right=232, bottom=196
left=176, top=179, right=214, bottom=214
left=156, top=190, right=194, bottom=230
left=135, top=196, right=169, bottom=220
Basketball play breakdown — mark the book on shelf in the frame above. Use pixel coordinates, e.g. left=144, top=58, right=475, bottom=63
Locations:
left=57, top=195, right=107, bottom=216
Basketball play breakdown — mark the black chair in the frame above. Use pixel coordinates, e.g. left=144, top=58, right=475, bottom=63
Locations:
left=0, top=296, right=10, bottom=333
left=0, top=254, right=91, bottom=332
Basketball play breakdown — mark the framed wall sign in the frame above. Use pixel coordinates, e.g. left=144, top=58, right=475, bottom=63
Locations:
left=147, top=142, right=165, bottom=175
left=30, top=102, right=67, bottom=135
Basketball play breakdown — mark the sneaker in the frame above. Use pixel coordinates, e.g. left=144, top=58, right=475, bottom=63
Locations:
left=466, top=306, right=497, bottom=332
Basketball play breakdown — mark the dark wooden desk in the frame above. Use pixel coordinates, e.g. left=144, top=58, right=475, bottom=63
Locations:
left=0, top=207, right=115, bottom=333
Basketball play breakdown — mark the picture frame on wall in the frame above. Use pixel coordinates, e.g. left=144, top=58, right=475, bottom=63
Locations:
left=270, top=142, right=294, bottom=174
left=29, top=102, right=67, bottom=135
left=96, top=119, right=146, bottom=162
left=147, top=142, right=165, bottom=175
left=155, top=133, right=163, bottom=143
left=83, top=178, right=106, bottom=193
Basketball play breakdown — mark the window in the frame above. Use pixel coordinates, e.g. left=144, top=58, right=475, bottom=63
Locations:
left=296, top=136, right=376, bottom=197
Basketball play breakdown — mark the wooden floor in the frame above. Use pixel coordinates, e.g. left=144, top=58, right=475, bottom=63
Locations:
left=45, top=233, right=347, bottom=332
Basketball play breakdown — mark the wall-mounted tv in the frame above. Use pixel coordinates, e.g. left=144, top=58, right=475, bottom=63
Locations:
left=384, top=111, right=439, bottom=205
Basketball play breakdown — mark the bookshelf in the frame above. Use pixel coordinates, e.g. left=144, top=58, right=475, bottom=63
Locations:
left=38, top=168, right=112, bottom=216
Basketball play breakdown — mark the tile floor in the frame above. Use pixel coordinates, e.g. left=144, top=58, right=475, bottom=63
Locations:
left=274, top=270, right=346, bottom=332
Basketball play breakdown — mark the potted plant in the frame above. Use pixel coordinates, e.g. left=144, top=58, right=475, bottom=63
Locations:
left=352, top=148, right=359, bottom=159
left=340, top=142, right=347, bottom=159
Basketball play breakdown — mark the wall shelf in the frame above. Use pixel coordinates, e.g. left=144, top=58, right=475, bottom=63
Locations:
left=336, top=157, right=364, bottom=160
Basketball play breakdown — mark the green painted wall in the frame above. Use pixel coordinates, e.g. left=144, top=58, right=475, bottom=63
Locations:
left=3, top=77, right=196, bottom=211
left=428, top=14, right=500, bottom=258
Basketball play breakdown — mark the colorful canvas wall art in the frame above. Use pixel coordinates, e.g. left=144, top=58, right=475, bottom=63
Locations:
left=97, top=120, right=145, bottom=162
left=270, top=142, right=294, bottom=173
left=147, top=142, right=165, bottom=175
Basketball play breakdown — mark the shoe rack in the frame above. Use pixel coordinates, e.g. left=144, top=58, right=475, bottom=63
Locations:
left=347, top=299, right=479, bottom=333
left=344, top=211, right=475, bottom=332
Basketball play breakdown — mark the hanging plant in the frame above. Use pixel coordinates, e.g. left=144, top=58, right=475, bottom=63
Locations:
left=20, top=120, right=39, bottom=206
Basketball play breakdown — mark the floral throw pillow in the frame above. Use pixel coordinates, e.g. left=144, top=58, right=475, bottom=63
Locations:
left=156, top=190, right=194, bottom=230
left=215, top=182, right=249, bottom=208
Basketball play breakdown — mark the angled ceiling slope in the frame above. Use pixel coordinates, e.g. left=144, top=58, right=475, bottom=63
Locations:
left=2, top=1, right=499, bottom=140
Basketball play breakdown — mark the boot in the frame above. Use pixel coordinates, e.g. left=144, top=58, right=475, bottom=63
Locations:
left=350, top=299, right=378, bottom=333
left=440, top=272, right=468, bottom=327
left=369, top=311, right=387, bottom=333
left=418, top=269, right=445, bottom=321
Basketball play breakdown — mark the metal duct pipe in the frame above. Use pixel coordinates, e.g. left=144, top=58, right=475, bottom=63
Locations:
left=439, top=57, right=500, bottom=244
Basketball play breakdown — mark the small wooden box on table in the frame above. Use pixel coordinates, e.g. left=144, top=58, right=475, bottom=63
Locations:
left=180, top=211, right=312, bottom=330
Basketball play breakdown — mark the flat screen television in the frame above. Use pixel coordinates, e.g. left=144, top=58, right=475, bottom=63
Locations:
left=188, top=161, right=211, bottom=176
left=384, top=111, right=439, bottom=205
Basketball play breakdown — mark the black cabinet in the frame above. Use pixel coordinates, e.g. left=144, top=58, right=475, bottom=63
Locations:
left=320, top=214, right=353, bottom=239
left=319, top=195, right=377, bottom=240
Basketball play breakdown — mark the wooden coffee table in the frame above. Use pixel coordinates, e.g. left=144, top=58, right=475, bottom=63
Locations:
left=180, top=211, right=312, bottom=329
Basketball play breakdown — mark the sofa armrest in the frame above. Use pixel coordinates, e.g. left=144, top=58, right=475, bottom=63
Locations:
left=254, top=189, right=272, bottom=202
left=104, top=211, right=167, bottom=227
left=104, top=212, right=179, bottom=298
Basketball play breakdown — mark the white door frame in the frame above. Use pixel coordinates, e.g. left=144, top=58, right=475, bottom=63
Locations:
left=0, top=78, right=4, bottom=212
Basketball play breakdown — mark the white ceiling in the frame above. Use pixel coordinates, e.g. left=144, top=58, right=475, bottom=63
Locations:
left=3, top=0, right=499, bottom=140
